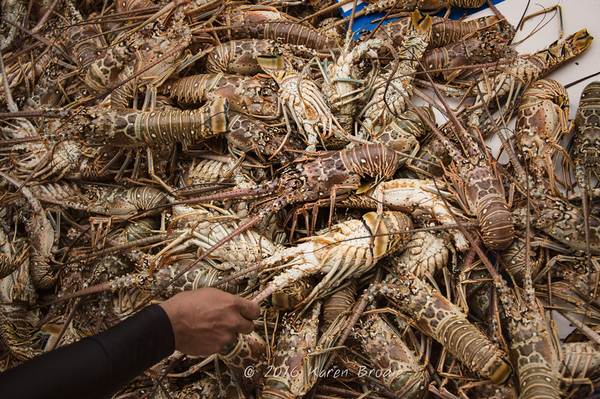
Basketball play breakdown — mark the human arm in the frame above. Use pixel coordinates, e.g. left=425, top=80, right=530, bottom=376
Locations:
left=0, top=288, right=260, bottom=399
left=0, top=303, right=173, bottom=399
left=158, top=287, right=260, bottom=357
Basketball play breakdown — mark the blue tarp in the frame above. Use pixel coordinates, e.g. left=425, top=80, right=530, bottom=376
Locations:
left=338, top=0, right=508, bottom=39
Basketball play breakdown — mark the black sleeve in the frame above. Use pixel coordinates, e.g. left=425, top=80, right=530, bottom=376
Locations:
left=0, top=304, right=175, bottom=399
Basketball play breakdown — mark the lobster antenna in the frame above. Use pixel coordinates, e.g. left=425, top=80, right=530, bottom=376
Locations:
left=67, top=234, right=169, bottom=264
left=343, top=0, right=360, bottom=54
left=485, top=0, right=507, bottom=22
left=42, top=211, right=267, bottom=307
left=565, top=71, right=600, bottom=89
left=0, top=39, right=18, bottom=113
left=363, top=0, right=404, bottom=43
left=299, top=0, right=353, bottom=24
left=473, top=80, right=526, bottom=178
left=298, top=222, right=480, bottom=253
left=0, top=16, right=68, bottom=58
left=174, top=183, right=235, bottom=198
left=144, top=187, right=256, bottom=213
left=31, top=0, right=61, bottom=33
left=512, top=2, right=562, bottom=47
left=114, top=0, right=183, bottom=44
left=518, top=4, right=563, bottom=39
left=85, top=5, right=161, bottom=23
left=515, top=0, right=532, bottom=36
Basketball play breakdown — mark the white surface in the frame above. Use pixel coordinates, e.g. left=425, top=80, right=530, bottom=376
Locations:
left=346, top=0, right=599, bottom=340
left=468, top=0, right=600, bottom=340
left=418, top=0, right=599, bottom=162
left=471, top=0, right=599, bottom=120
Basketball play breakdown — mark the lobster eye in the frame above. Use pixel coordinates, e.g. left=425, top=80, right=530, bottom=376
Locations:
left=289, top=179, right=303, bottom=189
left=552, top=213, right=560, bottom=220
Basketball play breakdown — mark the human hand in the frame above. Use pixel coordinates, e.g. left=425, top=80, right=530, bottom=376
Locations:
left=159, top=288, right=260, bottom=357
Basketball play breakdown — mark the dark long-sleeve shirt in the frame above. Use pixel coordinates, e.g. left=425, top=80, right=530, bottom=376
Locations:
left=0, top=304, right=175, bottom=399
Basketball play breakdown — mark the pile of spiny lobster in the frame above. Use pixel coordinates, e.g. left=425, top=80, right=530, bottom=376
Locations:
left=0, top=0, right=599, bottom=397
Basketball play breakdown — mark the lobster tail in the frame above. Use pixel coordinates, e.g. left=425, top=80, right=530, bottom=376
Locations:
left=576, top=80, right=600, bottom=110
left=257, top=54, right=293, bottom=82
left=219, top=332, right=268, bottom=387
left=477, top=196, right=515, bottom=251
left=569, top=28, right=594, bottom=55
left=207, top=97, right=230, bottom=133
left=410, top=9, right=432, bottom=34
left=340, top=144, right=400, bottom=182
left=357, top=313, right=430, bottom=397
left=363, top=211, right=412, bottom=258
left=436, top=311, right=513, bottom=385
left=322, top=281, right=356, bottom=331
left=537, top=28, right=593, bottom=76
left=134, top=98, right=229, bottom=145
left=370, top=280, right=514, bottom=385
left=573, top=81, right=600, bottom=176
